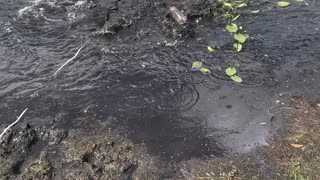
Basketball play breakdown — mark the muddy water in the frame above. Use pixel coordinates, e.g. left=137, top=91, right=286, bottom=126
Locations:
left=0, top=0, right=319, bottom=161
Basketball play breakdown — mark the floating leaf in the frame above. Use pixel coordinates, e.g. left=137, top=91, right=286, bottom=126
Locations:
left=226, top=23, right=238, bottom=33
left=232, top=14, right=241, bottom=22
left=192, top=61, right=202, bottom=69
left=200, top=67, right=211, bottom=74
left=225, top=67, right=237, bottom=76
left=251, top=10, right=261, bottom=13
left=233, top=43, right=243, bottom=52
left=231, top=75, right=243, bottom=83
left=277, top=1, right=290, bottom=7
left=259, top=122, right=268, bottom=125
left=207, top=46, right=215, bottom=52
left=296, top=0, right=304, bottom=2
left=237, top=3, right=247, bottom=8
left=291, top=144, right=303, bottom=148
left=234, top=33, right=248, bottom=43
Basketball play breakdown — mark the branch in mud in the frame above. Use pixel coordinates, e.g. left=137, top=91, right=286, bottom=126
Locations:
left=0, top=108, right=28, bottom=141
left=54, top=45, right=84, bottom=76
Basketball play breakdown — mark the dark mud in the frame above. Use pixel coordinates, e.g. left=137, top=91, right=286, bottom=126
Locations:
left=0, top=122, right=160, bottom=179
left=1, top=0, right=320, bottom=179
left=1, top=97, right=320, bottom=179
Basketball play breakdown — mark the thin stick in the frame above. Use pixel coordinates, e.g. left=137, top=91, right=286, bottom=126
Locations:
left=53, top=45, right=84, bottom=76
left=0, top=108, right=28, bottom=140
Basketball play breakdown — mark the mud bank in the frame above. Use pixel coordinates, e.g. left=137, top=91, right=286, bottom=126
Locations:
left=0, top=122, right=159, bottom=179
left=1, top=97, right=320, bottom=179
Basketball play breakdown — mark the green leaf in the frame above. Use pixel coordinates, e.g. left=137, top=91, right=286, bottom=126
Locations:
left=234, top=33, right=248, bottom=43
left=233, top=43, right=243, bottom=52
left=259, top=122, right=268, bottom=125
left=200, top=67, right=211, bottom=74
left=296, top=0, right=304, bottom=2
left=225, top=67, right=237, bottom=76
left=277, top=1, right=290, bottom=7
left=226, top=23, right=238, bottom=33
left=251, top=10, right=261, bottom=13
left=237, top=3, right=247, bottom=8
left=224, top=3, right=233, bottom=8
left=207, top=46, right=215, bottom=52
left=231, top=75, right=243, bottom=83
left=192, top=61, right=202, bottom=69
left=232, top=14, right=241, bottom=22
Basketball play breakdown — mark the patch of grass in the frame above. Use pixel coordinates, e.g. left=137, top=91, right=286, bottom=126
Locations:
left=22, top=158, right=52, bottom=180
left=0, top=157, right=20, bottom=180
left=259, top=97, right=320, bottom=179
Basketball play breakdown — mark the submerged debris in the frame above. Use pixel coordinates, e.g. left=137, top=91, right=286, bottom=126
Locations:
left=165, top=6, right=196, bottom=37
left=166, top=6, right=187, bottom=25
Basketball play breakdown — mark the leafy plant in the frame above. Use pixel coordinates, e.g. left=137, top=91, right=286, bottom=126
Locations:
left=200, top=67, right=211, bottom=74
left=233, top=43, right=242, bottom=52
left=231, top=14, right=241, bottom=22
left=225, top=67, right=243, bottom=83
left=192, top=61, right=202, bottom=69
left=226, top=23, right=238, bottom=33
left=192, top=61, right=211, bottom=75
left=225, top=67, right=237, bottom=76
left=234, top=33, right=248, bottom=43
left=231, top=75, right=243, bottom=83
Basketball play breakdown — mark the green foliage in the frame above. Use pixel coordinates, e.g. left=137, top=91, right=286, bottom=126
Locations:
left=207, top=46, right=215, bottom=52
left=200, top=67, right=211, bottom=74
left=277, top=1, right=290, bottom=7
left=234, top=33, right=248, bottom=43
left=225, top=67, right=243, bottom=83
left=215, top=1, right=250, bottom=53
left=226, top=23, right=238, bottom=33
left=232, top=14, right=241, bottom=22
left=223, top=2, right=233, bottom=9
left=192, top=61, right=202, bottom=69
left=237, top=3, right=247, bottom=8
left=251, top=10, right=261, bottom=13
left=230, top=75, right=243, bottom=83
left=233, top=43, right=242, bottom=52
left=192, top=61, right=211, bottom=75
left=225, top=67, right=237, bottom=76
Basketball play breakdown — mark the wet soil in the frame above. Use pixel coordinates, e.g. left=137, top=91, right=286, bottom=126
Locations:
left=1, top=97, right=320, bottom=179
